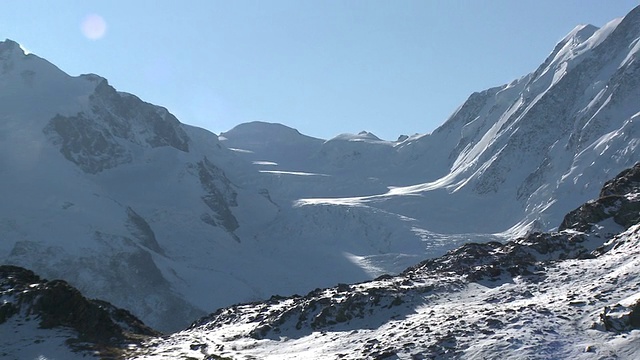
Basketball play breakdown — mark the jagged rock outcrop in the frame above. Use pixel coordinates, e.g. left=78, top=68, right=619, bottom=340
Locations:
left=197, top=157, right=239, bottom=233
left=43, top=79, right=190, bottom=174
left=0, top=265, right=158, bottom=355
left=599, top=300, right=640, bottom=332
left=559, top=163, right=640, bottom=232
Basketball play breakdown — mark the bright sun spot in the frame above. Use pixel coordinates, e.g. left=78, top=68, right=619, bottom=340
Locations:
left=80, top=14, right=107, bottom=40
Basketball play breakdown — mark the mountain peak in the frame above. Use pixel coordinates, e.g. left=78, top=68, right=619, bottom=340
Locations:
left=566, top=24, right=599, bottom=41
left=329, top=131, right=385, bottom=142
left=540, top=23, right=599, bottom=69
left=0, top=38, right=23, bottom=52
left=0, top=39, right=27, bottom=61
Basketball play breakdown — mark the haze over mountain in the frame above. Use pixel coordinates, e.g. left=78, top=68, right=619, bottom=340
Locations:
left=1, top=5, right=639, bottom=341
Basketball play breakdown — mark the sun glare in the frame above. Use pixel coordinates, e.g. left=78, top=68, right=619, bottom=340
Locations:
left=80, top=14, right=107, bottom=40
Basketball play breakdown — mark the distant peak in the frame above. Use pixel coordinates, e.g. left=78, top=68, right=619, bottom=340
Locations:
left=568, top=24, right=599, bottom=42
left=80, top=73, right=107, bottom=83
left=397, top=134, right=409, bottom=142
left=0, top=38, right=20, bottom=48
left=532, top=23, right=600, bottom=78
left=220, top=121, right=325, bottom=142
left=357, top=131, right=381, bottom=141
left=223, top=121, right=301, bottom=136
left=551, top=24, right=599, bottom=54
left=329, top=131, right=386, bottom=142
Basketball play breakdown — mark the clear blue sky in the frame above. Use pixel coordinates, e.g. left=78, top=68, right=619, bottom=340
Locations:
left=1, top=1, right=638, bottom=140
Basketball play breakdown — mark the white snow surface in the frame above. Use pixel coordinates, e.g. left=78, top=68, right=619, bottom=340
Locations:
left=0, top=317, right=98, bottom=360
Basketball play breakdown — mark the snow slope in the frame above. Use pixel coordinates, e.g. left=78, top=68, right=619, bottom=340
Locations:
left=0, top=37, right=486, bottom=334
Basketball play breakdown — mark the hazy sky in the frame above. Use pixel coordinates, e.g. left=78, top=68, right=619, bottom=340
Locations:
left=1, top=1, right=638, bottom=140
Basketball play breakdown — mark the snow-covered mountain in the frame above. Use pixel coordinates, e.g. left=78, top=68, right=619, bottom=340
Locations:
left=1, top=4, right=640, bottom=336
left=0, top=38, right=293, bottom=332
left=216, top=6, right=640, bottom=281
left=222, top=6, right=640, bottom=237
left=128, top=163, right=640, bottom=359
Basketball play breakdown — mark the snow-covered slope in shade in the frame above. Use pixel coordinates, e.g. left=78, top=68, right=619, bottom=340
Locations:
left=0, top=37, right=492, bottom=334
left=127, top=163, right=640, bottom=360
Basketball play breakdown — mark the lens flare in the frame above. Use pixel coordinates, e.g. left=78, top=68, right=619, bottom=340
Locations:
left=80, top=14, right=107, bottom=40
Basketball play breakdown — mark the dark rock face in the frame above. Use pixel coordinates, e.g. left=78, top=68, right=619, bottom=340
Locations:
left=559, top=163, right=640, bottom=232
left=600, top=163, right=640, bottom=197
left=126, top=206, right=165, bottom=255
left=89, top=81, right=190, bottom=152
left=404, top=230, right=594, bottom=283
left=197, top=157, right=239, bottom=234
left=43, top=79, right=190, bottom=174
left=0, top=265, right=158, bottom=350
left=192, top=280, right=421, bottom=341
left=44, top=113, right=132, bottom=173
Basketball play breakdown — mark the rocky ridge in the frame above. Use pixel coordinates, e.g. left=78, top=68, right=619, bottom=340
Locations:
left=0, top=265, right=158, bottom=359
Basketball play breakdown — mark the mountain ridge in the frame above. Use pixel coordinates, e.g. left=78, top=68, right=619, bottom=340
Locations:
left=0, top=264, right=159, bottom=359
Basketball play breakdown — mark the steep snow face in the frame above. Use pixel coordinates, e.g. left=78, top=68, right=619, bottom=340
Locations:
left=400, top=8, right=640, bottom=233
left=127, top=164, right=640, bottom=360
left=371, top=10, right=637, bottom=235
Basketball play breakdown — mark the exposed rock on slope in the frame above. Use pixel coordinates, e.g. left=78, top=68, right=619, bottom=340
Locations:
left=0, top=265, right=158, bottom=359
left=560, top=163, right=640, bottom=232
